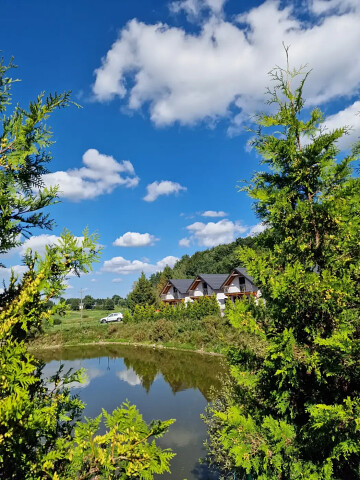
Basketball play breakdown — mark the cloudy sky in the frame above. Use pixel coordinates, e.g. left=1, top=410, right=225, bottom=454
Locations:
left=1, top=0, right=359, bottom=298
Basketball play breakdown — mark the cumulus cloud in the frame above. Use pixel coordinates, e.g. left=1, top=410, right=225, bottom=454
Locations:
left=179, top=237, right=191, bottom=247
left=143, top=180, right=186, bottom=202
left=185, top=219, right=247, bottom=247
left=102, top=255, right=179, bottom=275
left=1, top=265, right=28, bottom=278
left=156, top=256, right=179, bottom=269
left=113, top=232, right=159, bottom=247
left=201, top=210, right=227, bottom=217
left=248, top=222, right=267, bottom=236
left=322, top=101, right=360, bottom=149
left=43, top=149, right=139, bottom=201
left=18, top=234, right=84, bottom=257
left=92, top=1, right=360, bottom=135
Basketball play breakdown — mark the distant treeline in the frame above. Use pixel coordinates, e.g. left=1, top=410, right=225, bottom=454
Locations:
left=64, top=295, right=128, bottom=311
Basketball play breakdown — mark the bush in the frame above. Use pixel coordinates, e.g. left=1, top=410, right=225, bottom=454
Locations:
left=122, top=309, right=133, bottom=324
left=53, top=318, right=62, bottom=326
left=130, top=295, right=221, bottom=324
left=150, top=319, right=176, bottom=343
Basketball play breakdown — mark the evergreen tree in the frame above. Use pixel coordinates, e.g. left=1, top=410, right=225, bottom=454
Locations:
left=127, top=272, right=159, bottom=312
left=156, top=265, right=174, bottom=295
left=207, top=56, right=360, bottom=479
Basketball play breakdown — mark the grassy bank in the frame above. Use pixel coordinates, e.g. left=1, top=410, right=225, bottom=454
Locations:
left=29, top=309, right=249, bottom=353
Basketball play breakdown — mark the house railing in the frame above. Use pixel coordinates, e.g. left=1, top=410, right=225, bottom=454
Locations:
left=224, top=285, right=248, bottom=294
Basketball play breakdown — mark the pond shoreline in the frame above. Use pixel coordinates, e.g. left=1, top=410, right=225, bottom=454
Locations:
left=28, top=340, right=224, bottom=357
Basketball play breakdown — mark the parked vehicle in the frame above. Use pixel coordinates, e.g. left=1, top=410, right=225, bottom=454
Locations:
left=99, top=312, right=123, bottom=324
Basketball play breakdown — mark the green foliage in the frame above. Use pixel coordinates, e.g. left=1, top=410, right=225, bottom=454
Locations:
left=207, top=56, right=360, bottom=479
left=171, top=237, right=256, bottom=279
left=122, top=309, right=133, bottom=324
left=127, top=272, right=159, bottom=312
left=129, top=295, right=221, bottom=324
left=53, top=402, right=175, bottom=480
left=0, top=58, right=74, bottom=259
left=0, top=59, right=174, bottom=479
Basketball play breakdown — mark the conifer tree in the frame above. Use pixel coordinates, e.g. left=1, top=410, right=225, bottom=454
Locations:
left=128, top=272, right=159, bottom=311
left=207, top=54, right=360, bottom=479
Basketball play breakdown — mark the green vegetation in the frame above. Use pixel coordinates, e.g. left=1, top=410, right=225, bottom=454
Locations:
left=65, top=294, right=128, bottom=310
left=206, top=57, right=360, bottom=479
left=0, top=59, right=174, bottom=479
left=30, top=297, right=260, bottom=355
left=128, top=272, right=159, bottom=311
left=30, top=308, right=247, bottom=354
left=130, top=295, right=220, bottom=322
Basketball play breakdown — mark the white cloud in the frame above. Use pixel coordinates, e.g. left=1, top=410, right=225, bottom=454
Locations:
left=4, top=234, right=85, bottom=259
left=143, top=180, right=186, bottom=202
left=19, top=234, right=84, bottom=257
left=112, top=278, right=123, bottom=283
left=201, top=210, right=227, bottom=217
left=1, top=265, right=28, bottom=278
left=248, top=222, right=267, bottom=236
left=43, top=149, right=139, bottom=201
left=186, top=219, right=247, bottom=247
left=93, top=1, right=360, bottom=134
left=156, top=255, right=179, bottom=269
left=310, top=0, right=358, bottom=15
left=179, top=237, right=191, bottom=247
left=322, top=101, right=360, bottom=149
left=170, top=0, right=227, bottom=19
left=102, top=255, right=179, bottom=275
left=113, top=232, right=159, bottom=247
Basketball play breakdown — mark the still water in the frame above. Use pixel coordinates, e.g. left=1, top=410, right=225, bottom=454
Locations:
left=37, top=345, right=227, bottom=480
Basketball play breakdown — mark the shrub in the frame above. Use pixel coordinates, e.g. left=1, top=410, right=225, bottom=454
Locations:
left=122, top=309, right=133, bottom=324
left=150, top=319, right=176, bottom=343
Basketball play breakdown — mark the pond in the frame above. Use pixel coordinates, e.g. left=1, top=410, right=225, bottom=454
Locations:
left=37, top=344, right=227, bottom=479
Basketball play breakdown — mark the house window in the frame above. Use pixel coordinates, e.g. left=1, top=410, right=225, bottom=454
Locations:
left=239, top=276, right=246, bottom=292
left=203, top=282, right=208, bottom=296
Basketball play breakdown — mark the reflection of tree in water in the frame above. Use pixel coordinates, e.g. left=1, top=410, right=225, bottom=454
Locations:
left=123, top=356, right=158, bottom=393
left=36, top=345, right=227, bottom=400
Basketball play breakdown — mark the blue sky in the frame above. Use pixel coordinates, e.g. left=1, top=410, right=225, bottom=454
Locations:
left=1, top=0, right=360, bottom=298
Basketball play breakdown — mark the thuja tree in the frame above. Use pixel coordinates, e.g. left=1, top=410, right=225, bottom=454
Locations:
left=0, top=59, right=174, bottom=479
left=207, top=59, right=360, bottom=479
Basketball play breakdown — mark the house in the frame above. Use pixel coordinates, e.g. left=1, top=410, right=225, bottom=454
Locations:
left=160, top=279, right=194, bottom=304
left=221, top=267, right=259, bottom=302
left=188, top=274, right=229, bottom=313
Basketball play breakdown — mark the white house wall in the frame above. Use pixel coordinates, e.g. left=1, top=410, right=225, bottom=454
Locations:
left=226, top=276, right=241, bottom=293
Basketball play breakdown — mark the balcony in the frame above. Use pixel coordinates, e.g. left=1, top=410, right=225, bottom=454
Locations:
left=224, top=285, right=254, bottom=297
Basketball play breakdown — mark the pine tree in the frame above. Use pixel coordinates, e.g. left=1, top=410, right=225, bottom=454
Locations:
left=207, top=54, right=360, bottom=479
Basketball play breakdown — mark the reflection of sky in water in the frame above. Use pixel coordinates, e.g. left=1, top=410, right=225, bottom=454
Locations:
left=116, top=368, right=141, bottom=386
left=42, top=360, right=104, bottom=389
left=40, top=347, right=222, bottom=480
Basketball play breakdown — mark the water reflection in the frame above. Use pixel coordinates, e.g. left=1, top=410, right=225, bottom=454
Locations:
left=36, top=345, right=226, bottom=480
left=38, top=344, right=226, bottom=401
